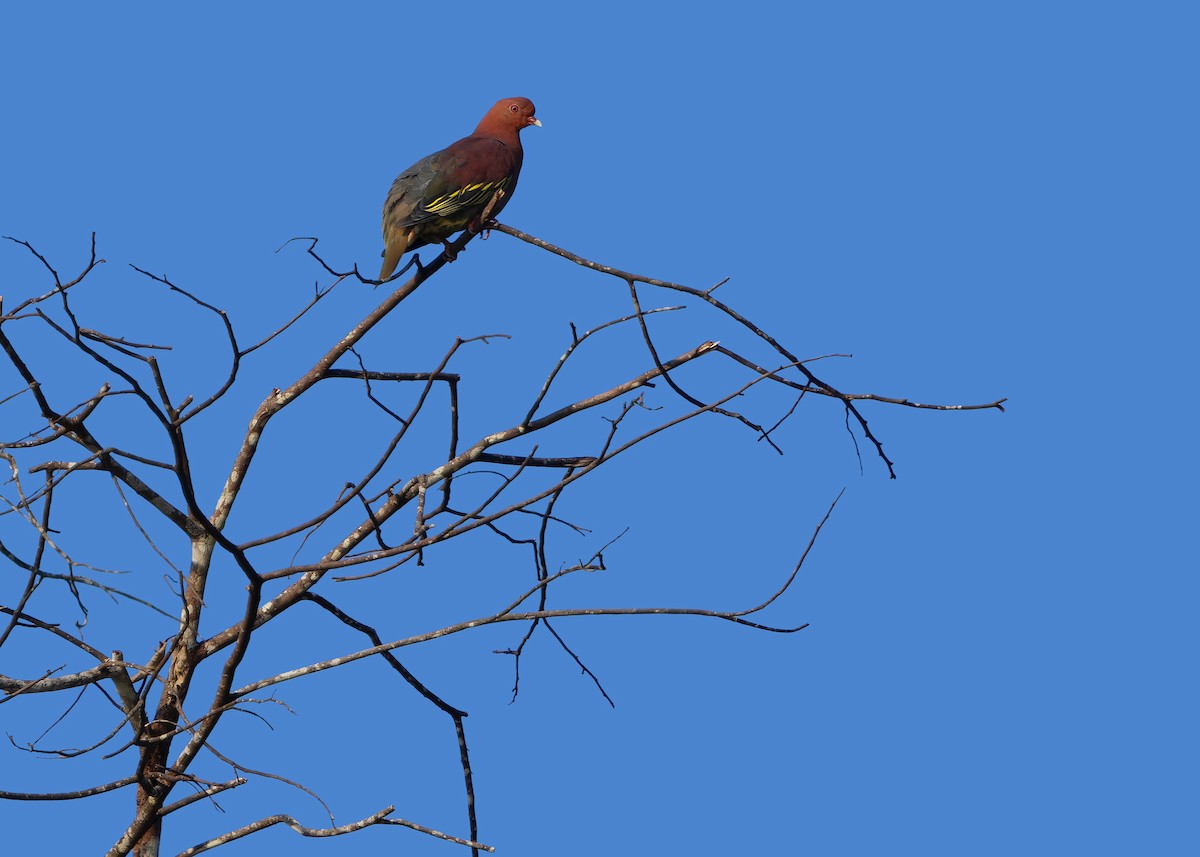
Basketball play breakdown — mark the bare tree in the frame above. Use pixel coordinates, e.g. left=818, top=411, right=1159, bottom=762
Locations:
left=0, top=219, right=1004, bottom=855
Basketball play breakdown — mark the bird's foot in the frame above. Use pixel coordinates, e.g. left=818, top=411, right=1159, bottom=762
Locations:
left=440, top=240, right=459, bottom=262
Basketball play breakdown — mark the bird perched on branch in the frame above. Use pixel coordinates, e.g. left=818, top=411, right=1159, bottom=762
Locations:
left=379, top=97, right=541, bottom=281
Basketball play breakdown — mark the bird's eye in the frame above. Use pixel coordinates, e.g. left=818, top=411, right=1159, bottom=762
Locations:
left=509, top=103, right=519, bottom=113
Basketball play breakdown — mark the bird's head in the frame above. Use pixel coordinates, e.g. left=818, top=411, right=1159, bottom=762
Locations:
left=481, top=97, right=541, bottom=134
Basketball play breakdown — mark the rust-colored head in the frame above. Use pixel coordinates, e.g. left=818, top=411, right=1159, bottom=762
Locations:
left=475, top=97, right=541, bottom=138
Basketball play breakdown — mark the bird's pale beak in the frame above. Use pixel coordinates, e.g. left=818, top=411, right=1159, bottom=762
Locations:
left=529, top=117, right=542, bottom=127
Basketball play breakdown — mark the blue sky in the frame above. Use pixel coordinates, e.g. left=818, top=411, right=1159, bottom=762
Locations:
left=1, top=2, right=1196, bottom=855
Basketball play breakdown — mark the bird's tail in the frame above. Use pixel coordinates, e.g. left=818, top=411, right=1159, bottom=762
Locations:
left=379, top=245, right=402, bottom=282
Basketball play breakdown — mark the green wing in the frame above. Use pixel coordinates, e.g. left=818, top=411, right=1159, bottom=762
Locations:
left=421, top=176, right=512, bottom=219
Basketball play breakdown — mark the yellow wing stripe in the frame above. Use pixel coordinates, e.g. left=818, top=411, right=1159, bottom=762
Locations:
left=424, top=176, right=512, bottom=216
